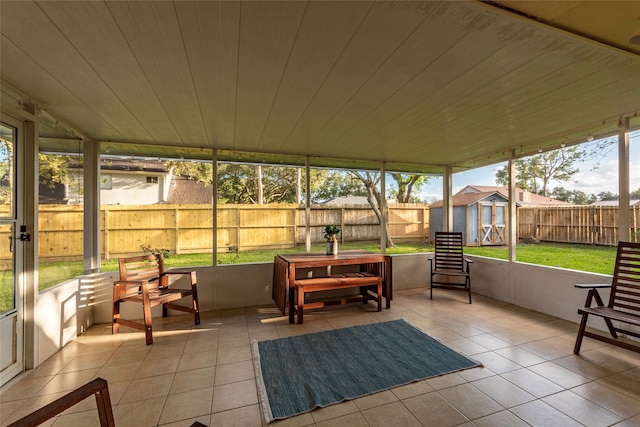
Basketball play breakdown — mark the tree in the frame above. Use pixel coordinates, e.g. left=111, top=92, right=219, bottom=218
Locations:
left=496, top=147, right=586, bottom=196
left=39, top=153, right=83, bottom=198
left=307, top=170, right=366, bottom=204
left=596, top=191, right=617, bottom=201
left=389, top=173, right=430, bottom=203
left=165, top=160, right=212, bottom=185
left=496, top=139, right=616, bottom=197
left=0, top=139, right=13, bottom=204
left=215, top=163, right=300, bottom=204
left=630, top=188, right=640, bottom=199
left=549, top=187, right=596, bottom=205
left=346, top=170, right=396, bottom=248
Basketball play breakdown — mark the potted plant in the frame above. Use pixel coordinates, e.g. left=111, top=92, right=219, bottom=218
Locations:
left=323, top=225, right=340, bottom=255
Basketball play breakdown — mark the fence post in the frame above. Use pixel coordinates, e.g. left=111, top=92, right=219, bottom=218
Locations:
left=174, top=207, right=179, bottom=255
left=293, top=205, right=298, bottom=248
left=340, top=208, right=345, bottom=244
left=236, top=206, right=241, bottom=252
left=104, top=208, right=110, bottom=260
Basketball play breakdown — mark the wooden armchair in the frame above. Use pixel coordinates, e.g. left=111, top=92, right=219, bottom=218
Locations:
left=112, top=254, right=200, bottom=345
left=574, top=241, right=640, bottom=354
left=8, top=378, right=114, bottom=427
left=429, top=232, right=473, bottom=303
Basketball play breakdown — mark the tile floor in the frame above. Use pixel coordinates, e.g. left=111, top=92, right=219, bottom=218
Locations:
left=1, top=288, right=640, bottom=427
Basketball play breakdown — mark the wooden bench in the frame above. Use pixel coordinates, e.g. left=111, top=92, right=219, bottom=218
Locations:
left=289, top=272, right=382, bottom=324
left=574, top=241, right=640, bottom=354
left=113, top=254, right=200, bottom=345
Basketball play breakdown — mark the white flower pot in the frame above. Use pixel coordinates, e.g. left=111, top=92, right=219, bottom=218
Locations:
left=326, top=241, right=338, bottom=255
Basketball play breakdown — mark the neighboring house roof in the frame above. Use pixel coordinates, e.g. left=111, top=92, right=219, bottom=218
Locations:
left=457, top=185, right=568, bottom=206
left=429, top=191, right=508, bottom=208
left=590, top=200, right=640, bottom=207
left=165, top=176, right=213, bottom=204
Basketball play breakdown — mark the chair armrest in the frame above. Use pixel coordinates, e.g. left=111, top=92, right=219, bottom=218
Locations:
left=114, top=280, right=152, bottom=286
left=164, top=270, right=196, bottom=276
left=163, top=270, right=197, bottom=286
left=463, top=258, right=473, bottom=264
left=574, top=284, right=611, bottom=289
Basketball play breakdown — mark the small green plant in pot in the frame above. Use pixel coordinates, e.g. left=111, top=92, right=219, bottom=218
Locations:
left=323, top=225, right=340, bottom=255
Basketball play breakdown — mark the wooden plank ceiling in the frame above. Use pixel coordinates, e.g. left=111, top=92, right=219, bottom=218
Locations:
left=1, top=1, right=639, bottom=173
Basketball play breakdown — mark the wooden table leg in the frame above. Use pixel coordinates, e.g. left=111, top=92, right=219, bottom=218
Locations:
left=288, top=285, right=295, bottom=324
left=297, top=284, right=305, bottom=324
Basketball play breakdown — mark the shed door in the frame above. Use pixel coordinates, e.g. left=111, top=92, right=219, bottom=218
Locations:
left=479, top=203, right=506, bottom=245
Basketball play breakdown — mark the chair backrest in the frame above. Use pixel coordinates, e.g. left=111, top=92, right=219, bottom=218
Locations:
left=608, top=241, right=640, bottom=313
left=433, top=232, right=465, bottom=271
left=118, top=254, right=166, bottom=284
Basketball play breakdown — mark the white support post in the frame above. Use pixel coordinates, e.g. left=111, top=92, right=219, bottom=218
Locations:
left=305, top=157, right=311, bottom=253
left=380, top=163, right=387, bottom=254
left=618, top=117, right=631, bottom=242
left=83, top=140, right=100, bottom=273
left=443, top=166, right=453, bottom=232
left=212, top=150, right=218, bottom=265
left=508, top=150, right=517, bottom=263
left=507, top=150, right=517, bottom=304
left=23, top=118, right=37, bottom=369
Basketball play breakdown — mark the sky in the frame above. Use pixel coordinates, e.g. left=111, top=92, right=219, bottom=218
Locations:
left=418, top=131, right=640, bottom=203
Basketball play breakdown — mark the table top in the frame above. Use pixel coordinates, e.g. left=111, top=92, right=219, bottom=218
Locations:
left=275, top=251, right=388, bottom=267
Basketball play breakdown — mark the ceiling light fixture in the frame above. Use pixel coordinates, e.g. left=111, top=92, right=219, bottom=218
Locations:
left=630, top=19, right=640, bottom=44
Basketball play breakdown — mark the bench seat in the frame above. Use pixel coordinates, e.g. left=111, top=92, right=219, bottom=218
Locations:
left=289, top=273, right=382, bottom=324
left=578, top=306, right=640, bottom=327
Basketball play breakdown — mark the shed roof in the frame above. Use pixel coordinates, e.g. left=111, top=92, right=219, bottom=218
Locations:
left=457, top=185, right=568, bottom=206
left=430, top=191, right=508, bottom=208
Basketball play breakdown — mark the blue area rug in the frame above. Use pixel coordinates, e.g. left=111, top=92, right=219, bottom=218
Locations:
left=252, top=319, right=481, bottom=423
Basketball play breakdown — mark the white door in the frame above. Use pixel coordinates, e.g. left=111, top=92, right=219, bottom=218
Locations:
left=480, top=203, right=507, bottom=245
left=0, top=118, right=24, bottom=386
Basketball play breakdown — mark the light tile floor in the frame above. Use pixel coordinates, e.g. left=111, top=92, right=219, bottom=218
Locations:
left=1, top=288, right=640, bottom=427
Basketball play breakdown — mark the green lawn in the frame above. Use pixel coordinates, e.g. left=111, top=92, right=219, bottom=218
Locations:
left=462, top=243, right=616, bottom=274
left=0, top=242, right=616, bottom=312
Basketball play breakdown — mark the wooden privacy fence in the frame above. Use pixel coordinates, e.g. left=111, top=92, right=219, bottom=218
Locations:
left=13, top=203, right=430, bottom=261
left=518, top=206, right=640, bottom=245
left=8, top=204, right=640, bottom=262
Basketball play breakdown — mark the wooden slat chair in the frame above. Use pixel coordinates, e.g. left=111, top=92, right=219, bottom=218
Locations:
left=429, top=232, right=473, bottom=303
left=113, top=254, right=200, bottom=345
left=574, top=241, right=640, bottom=354
left=8, top=378, right=114, bottom=427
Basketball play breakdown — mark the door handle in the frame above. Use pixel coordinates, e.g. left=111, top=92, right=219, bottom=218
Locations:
left=19, top=225, right=30, bottom=242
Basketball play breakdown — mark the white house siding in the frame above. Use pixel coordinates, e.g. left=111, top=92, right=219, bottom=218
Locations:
left=99, top=172, right=165, bottom=205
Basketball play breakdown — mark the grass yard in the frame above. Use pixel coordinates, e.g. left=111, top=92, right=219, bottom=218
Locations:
left=0, top=242, right=617, bottom=312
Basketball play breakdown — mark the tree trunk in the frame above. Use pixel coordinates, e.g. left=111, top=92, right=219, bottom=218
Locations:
left=256, top=165, right=263, bottom=204
left=366, top=181, right=395, bottom=248
left=348, top=170, right=395, bottom=248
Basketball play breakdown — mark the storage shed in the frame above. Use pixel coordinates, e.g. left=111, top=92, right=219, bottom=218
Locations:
left=430, top=191, right=509, bottom=246
left=430, top=186, right=569, bottom=246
